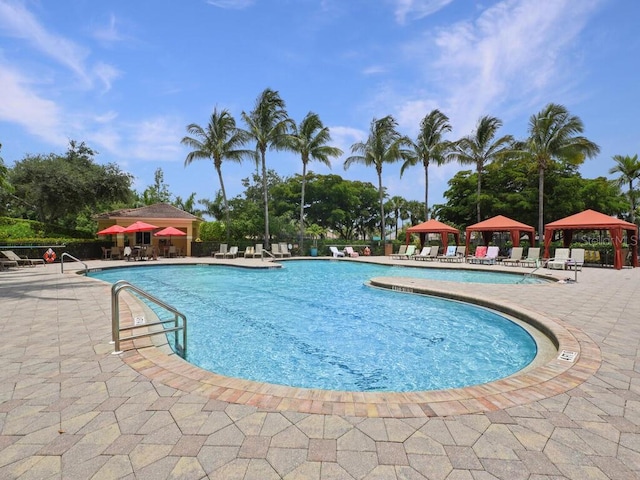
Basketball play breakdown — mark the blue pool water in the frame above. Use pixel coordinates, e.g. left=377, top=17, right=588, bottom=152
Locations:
left=91, top=260, right=538, bottom=392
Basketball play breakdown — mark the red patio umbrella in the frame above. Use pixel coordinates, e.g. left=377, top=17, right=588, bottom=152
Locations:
left=122, top=221, right=158, bottom=233
left=97, top=224, right=125, bottom=235
left=153, top=226, right=186, bottom=238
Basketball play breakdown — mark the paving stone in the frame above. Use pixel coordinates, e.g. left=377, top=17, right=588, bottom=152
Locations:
left=238, top=435, right=270, bottom=458
left=308, top=438, right=337, bottom=462
left=169, top=434, right=207, bottom=456
left=376, top=441, right=409, bottom=465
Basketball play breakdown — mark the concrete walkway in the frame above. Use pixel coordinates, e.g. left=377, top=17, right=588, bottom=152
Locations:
left=1, top=256, right=639, bottom=479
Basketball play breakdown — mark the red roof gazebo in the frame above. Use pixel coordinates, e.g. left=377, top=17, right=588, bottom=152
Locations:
left=465, top=215, right=536, bottom=254
left=544, top=209, right=638, bottom=270
left=406, top=219, right=460, bottom=251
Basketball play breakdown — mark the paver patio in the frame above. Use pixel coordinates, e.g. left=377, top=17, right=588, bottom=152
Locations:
left=1, top=256, right=639, bottom=479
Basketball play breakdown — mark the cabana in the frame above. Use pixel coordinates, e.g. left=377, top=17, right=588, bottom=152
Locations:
left=406, top=219, right=460, bottom=251
left=544, top=209, right=638, bottom=270
left=465, top=215, right=536, bottom=255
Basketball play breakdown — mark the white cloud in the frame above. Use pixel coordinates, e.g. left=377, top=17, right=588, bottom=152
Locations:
left=362, top=65, right=387, bottom=75
left=394, top=0, right=454, bottom=24
left=0, top=66, right=65, bottom=146
left=125, top=117, right=185, bottom=162
left=93, top=62, right=121, bottom=93
left=91, top=13, right=125, bottom=44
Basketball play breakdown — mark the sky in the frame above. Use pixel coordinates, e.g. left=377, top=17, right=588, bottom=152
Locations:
left=1, top=0, right=639, bottom=215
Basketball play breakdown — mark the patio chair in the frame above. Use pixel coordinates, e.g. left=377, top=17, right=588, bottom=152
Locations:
left=270, top=243, right=281, bottom=257
left=111, top=246, right=123, bottom=260
left=242, top=246, right=254, bottom=258
left=390, top=245, right=407, bottom=259
left=546, top=248, right=571, bottom=269
left=519, top=247, right=540, bottom=267
left=467, top=246, right=488, bottom=264
left=329, top=246, right=345, bottom=258
left=452, top=246, right=467, bottom=262
left=502, top=247, right=524, bottom=266
left=279, top=243, right=291, bottom=258
left=414, top=245, right=439, bottom=261
left=567, top=248, right=585, bottom=271
left=224, top=246, right=239, bottom=259
left=344, top=246, right=359, bottom=258
left=1, top=258, right=19, bottom=270
left=479, top=246, right=500, bottom=265
left=1, top=250, right=45, bottom=267
left=250, top=244, right=264, bottom=258
left=213, top=244, right=228, bottom=258
left=437, top=245, right=457, bottom=262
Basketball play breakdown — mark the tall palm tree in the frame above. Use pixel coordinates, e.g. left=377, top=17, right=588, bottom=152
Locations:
left=609, top=154, right=640, bottom=224
left=400, top=109, right=453, bottom=220
left=344, top=115, right=409, bottom=245
left=282, top=112, right=343, bottom=251
left=182, top=108, right=253, bottom=242
left=451, top=115, right=514, bottom=223
left=241, top=88, right=292, bottom=248
left=385, top=195, right=406, bottom=239
left=524, top=103, right=600, bottom=242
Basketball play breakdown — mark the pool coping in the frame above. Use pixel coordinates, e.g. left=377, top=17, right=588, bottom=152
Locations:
left=112, top=268, right=601, bottom=418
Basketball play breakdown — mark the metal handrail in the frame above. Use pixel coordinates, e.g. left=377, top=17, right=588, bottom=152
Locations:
left=61, top=252, right=88, bottom=275
left=111, top=280, right=187, bottom=357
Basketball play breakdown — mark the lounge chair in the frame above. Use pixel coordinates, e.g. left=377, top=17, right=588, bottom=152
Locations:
left=390, top=245, right=407, bottom=258
left=519, top=247, right=540, bottom=267
left=242, top=246, right=254, bottom=258
left=344, top=246, right=359, bottom=258
left=1, top=250, right=45, bottom=267
left=111, top=246, right=123, bottom=260
left=224, top=246, right=239, bottom=259
left=567, top=248, right=585, bottom=271
left=1, top=258, right=19, bottom=270
left=437, top=245, right=457, bottom=262
left=213, top=244, right=228, bottom=258
left=546, top=248, right=570, bottom=269
left=412, top=246, right=430, bottom=260
left=467, top=246, right=488, bottom=264
left=502, top=247, right=524, bottom=266
left=453, top=246, right=467, bottom=262
left=395, top=245, right=416, bottom=259
left=279, top=243, right=291, bottom=258
left=270, top=243, right=281, bottom=257
left=414, top=245, right=439, bottom=261
left=250, top=244, right=264, bottom=258
left=479, top=246, right=500, bottom=265
left=329, top=246, right=345, bottom=258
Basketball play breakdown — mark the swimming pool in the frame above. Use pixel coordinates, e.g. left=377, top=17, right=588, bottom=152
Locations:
left=91, top=261, right=539, bottom=392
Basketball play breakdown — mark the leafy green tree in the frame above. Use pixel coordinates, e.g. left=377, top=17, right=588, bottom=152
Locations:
left=344, top=115, right=408, bottom=244
left=173, top=192, right=204, bottom=217
left=521, top=103, right=600, bottom=243
left=403, top=200, right=426, bottom=226
left=8, top=141, right=133, bottom=230
left=608, top=154, right=640, bottom=224
left=450, top=115, right=514, bottom=223
left=282, top=112, right=343, bottom=251
left=140, top=168, right=172, bottom=205
left=182, top=109, right=254, bottom=242
left=400, top=109, right=453, bottom=219
left=242, top=88, right=292, bottom=249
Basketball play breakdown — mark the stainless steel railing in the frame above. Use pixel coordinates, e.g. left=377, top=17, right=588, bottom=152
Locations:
left=111, top=280, right=187, bottom=357
left=60, top=252, right=88, bottom=275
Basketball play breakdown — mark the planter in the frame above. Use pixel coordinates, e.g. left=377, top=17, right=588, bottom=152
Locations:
left=310, top=247, right=318, bottom=257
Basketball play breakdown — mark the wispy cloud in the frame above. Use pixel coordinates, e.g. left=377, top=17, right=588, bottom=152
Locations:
left=393, top=0, right=454, bottom=24
left=91, top=13, right=125, bottom=44
left=0, top=66, right=65, bottom=146
left=396, top=0, right=602, bottom=136
left=206, top=0, right=254, bottom=9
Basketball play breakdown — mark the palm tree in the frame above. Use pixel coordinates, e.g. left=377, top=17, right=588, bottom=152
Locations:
left=524, top=103, right=600, bottom=242
left=400, top=109, right=454, bottom=220
left=282, top=112, right=343, bottom=252
left=451, top=115, right=514, bottom=223
left=241, top=88, right=292, bottom=248
left=182, top=109, right=253, bottom=242
left=385, top=195, right=406, bottom=239
left=344, top=115, right=409, bottom=245
left=609, top=154, right=640, bottom=224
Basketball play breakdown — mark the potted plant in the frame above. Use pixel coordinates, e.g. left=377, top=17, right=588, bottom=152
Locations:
left=305, top=224, right=325, bottom=257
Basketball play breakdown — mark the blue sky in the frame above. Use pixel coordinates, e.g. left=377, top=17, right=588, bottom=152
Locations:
left=1, top=0, right=638, bottom=213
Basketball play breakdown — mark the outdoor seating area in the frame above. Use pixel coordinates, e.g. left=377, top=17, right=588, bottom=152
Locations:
left=1, top=249, right=45, bottom=267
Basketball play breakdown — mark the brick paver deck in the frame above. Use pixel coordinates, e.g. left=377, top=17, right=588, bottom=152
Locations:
left=1, top=255, right=639, bottom=479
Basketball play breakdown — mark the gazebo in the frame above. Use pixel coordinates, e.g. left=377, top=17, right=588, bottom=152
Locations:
left=544, top=209, right=638, bottom=270
left=406, top=219, right=460, bottom=251
left=465, top=215, right=536, bottom=254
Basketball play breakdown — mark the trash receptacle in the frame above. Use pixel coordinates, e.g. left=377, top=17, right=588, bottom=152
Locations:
left=384, top=244, right=393, bottom=256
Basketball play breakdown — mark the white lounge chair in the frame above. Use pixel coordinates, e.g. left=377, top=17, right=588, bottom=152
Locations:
left=546, top=248, right=570, bottom=269
left=279, top=243, right=291, bottom=258
left=415, top=245, right=439, bottom=261
left=329, top=246, right=345, bottom=258
left=213, top=244, right=228, bottom=258
left=390, top=245, right=406, bottom=258
left=567, top=248, right=585, bottom=271
left=250, top=244, right=264, bottom=258
left=1, top=250, right=45, bottom=266
left=437, top=245, right=457, bottom=262
left=519, top=247, right=540, bottom=267
left=224, top=246, right=239, bottom=259
left=502, top=247, right=524, bottom=266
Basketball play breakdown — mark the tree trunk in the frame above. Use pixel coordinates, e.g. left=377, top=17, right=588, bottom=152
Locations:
left=299, top=162, right=307, bottom=252
left=629, top=180, right=636, bottom=225
left=261, top=149, right=270, bottom=249
left=538, top=167, right=545, bottom=246
left=476, top=169, right=482, bottom=223
left=424, top=159, right=430, bottom=220
left=378, top=172, right=385, bottom=245
left=217, top=166, right=230, bottom=244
